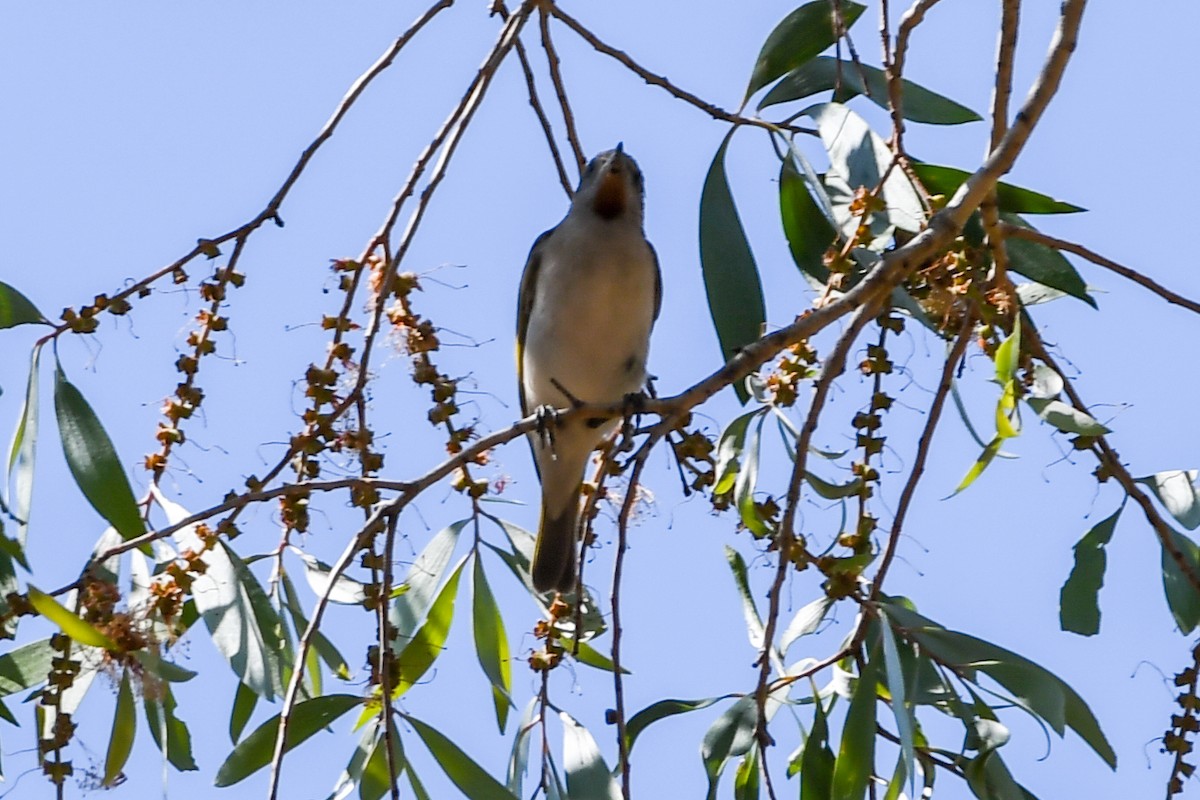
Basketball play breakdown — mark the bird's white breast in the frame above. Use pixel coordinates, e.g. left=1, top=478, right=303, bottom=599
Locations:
left=522, top=215, right=657, bottom=410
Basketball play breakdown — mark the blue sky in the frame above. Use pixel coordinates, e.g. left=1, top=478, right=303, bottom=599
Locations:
left=2, top=1, right=1199, bottom=798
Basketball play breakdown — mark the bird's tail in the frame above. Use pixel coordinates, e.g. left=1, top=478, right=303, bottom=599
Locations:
left=532, top=501, right=578, bottom=593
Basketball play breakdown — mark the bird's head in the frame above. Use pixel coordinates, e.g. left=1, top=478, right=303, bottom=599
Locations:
left=574, top=143, right=645, bottom=223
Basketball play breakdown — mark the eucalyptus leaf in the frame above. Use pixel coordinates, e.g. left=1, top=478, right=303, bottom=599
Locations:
left=831, top=653, right=877, bottom=800
left=54, top=364, right=144, bottom=541
left=1161, top=529, right=1200, bottom=635
left=292, top=547, right=367, bottom=605
left=144, top=682, right=197, bottom=771
left=392, top=557, right=465, bottom=698
left=700, top=129, right=765, bottom=404
left=401, top=713, right=519, bottom=800
left=909, top=163, right=1084, bottom=214
left=745, top=1, right=866, bottom=100
left=103, top=670, right=136, bottom=787
left=0, top=638, right=53, bottom=695
left=1002, top=214, right=1096, bottom=308
left=761, top=56, right=980, bottom=125
left=1060, top=507, right=1122, bottom=636
left=780, top=596, right=833, bottom=655
left=561, top=712, right=622, bottom=800
left=0, top=282, right=47, bottom=328
left=800, top=696, right=835, bottom=800
left=471, top=555, right=512, bottom=732
left=214, top=694, right=362, bottom=786
left=1139, top=470, right=1200, bottom=531
left=625, top=696, right=729, bottom=757
left=391, top=520, right=466, bottom=642
left=780, top=156, right=837, bottom=282
left=27, top=585, right=116, bottom=649
left=701, top=695, right=758, bottom=800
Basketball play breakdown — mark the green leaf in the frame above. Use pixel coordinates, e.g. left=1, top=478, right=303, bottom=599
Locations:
left=391, top=520, right=466, bottom=641
left=725, top=546, right=765, bottom=649
left=281, top=571, right=350, bottom=681
left=735, top=414, right=770, bottom=537
left=292, top=547, right=367, bottom=605
left=360, top=721, right=405, bottom=800
left=144, top=682, right=197, bottom=771
left=805, top=103, right=924, bottom=233
left=401, top=713, right=519, bottom=800
left=879, top=611, right=916, bottom=796
left=562, top=638, right=629, bottom=674
left=760, top=56, right=980, bottom=125
left=701, top=696, right=758, bottom=800
left=103, top=670, right=137, bottom=787
left=1161, top=529, right=1200, bottom=634
left=327, top=722, right=377, bottom=800
left=1139, top=470, right=1200, bottom=531
left=1060, top=506, right=1122, bottom=635
left=1002, top=214, right=1096, bottom=308
left=746, top=1, right=866, bottom=100
left=471, top=555, right=512, bottom=733
left=882, top=602, right=1116, bottom=768
left=804, top=471, right=864, bottom=501
left=132, top=649, right=197, bottom=683
left=394, top=558, right=465, bottom=698
left=909, top=163, right=1085, bottom=214
left=230, top=681, right=257, bottom=744
left=0, top=282, right=47, bottom=328
left=506, top=699, right=538, bottom=796
left=800, top=696, right=835, bottom=800
left=832, top=654, right=877, bottom=800
left=53, top=364, right=144, bottom=541
left=714, top=410, right=763, bottom=495
left=625, top=697, right=728, bottom=758
left=780, top=156, right=837, bottom=282
left=222, top=542, right=288, bottom=698
left=561, top=712, right=622, bottom=800
left=214, top=694, right=362, bottom=786
left=0, top=638, right=53, bottom=695
left=780, top=596, right=833, bottom=655
left=954, top=436, right=1003, bottom=494
left=733, top=745, right=760, bottom=800
left=27, top=585, right=117, bottom=649
left=700, top=129, right=766, bottom=403
left=7, top=344, right=42, bottom=552
left=1025, top=398, right=1110, bottom=436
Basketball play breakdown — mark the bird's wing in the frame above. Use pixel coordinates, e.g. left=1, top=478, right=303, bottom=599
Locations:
left=516, top=227, right=555, bottom=420
left=648, top=240, right=663, bottom=321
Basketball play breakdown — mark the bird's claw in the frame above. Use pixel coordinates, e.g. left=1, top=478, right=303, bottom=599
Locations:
left=535, top=404, right=560, bottom=449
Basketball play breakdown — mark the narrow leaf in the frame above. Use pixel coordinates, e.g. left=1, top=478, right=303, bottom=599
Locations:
left=230, top=681, right=257, bottom=744
left=700, top=129, right=766, bottom=403
left=7, top=344, right=41, bottom=550
left=214, top=694, right=362, bottom=786
left=0, top=638, right=53, bottom=695
left=391, top=520, right=466, bottom=641
left=954, top=436, right=1004, bottom=494
left=394, top=558, right=466, bottom=697
left=780, top=156, right=837, bottom=282
left=760, top=56, right=981, bottom=125
left=746, top=1, right=866, bottom=99
left=53, top=364, right=144, bottom=541
left=1026, top=398, right=1110, bottom=436
left=1002, top=213, right=1096, bottom=308
left=725, top=546, right=765, bottom=649
left=780, top=596, right=833, bottom=655
left=103, top=670, right=136, bottom=786
left=561, top=712, right=622, bottom=800
left=735, top=414, right=770, bottom=537
left=471, top=555, right=512, bottom=732
left=1140, top=470, right=1200, bottom=531
left=733, top=746, right=760, bottom=800
left=909, top=163, right=1084, bottom=214
left=27, top=585, right=116, bottom=649
left=360, top=720, right=405, bottom=800
left=879, top=611, right=916, bottom=795
left=292, top=547, right=367, bottom=604
left=144, top=683, right=197, bottom=771
left=714, top=410, right=763, bottom=495
left=625, top=696, right=728, bottom=757
left=1060, top=506, right=1122, bottom=635
left=701, top=696, right=758, bottom=800
left=831, top=654, right=877, bottom=800
left=0, top=282, right=47, bottom=328
left=1161, top=529, right=1200, bottom=635
left=800, top=696, right=835, bottom=800
left=402, top=713, right=519, bottom=800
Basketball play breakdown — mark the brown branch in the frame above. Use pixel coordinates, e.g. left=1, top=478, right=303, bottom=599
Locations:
left=893, top=0, right=943, bottom=82
left=754, top=300, right=882, bottom=790
left=870, top=312, right=975, bottom=599
left=544, top=3, right=815, bottom=137
left=538, top=5, right=587, bottom=176
left=980, top=0, right=1020, bottom=284
left=1021, top=314, right=1200, bottom=599
left=494, top=1, right=573, bottom=197
left=1000, top=223, right=1200, bottom=316
left=39, top=0, right=454, bottom=343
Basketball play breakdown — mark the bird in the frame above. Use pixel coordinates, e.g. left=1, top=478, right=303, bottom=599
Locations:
left=516, top=144, right=662, bottom=593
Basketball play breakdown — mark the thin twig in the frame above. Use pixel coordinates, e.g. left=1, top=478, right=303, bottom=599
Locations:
left=38, top=0, right=454, bottom=343
left=496, top=1, right=574, bottom=197
left=1000, top=223, right=1200, bottom=315
left=980, top=0, right=1021, bottom=284
left=870, top=312, right=975, bottom=599
left=545, top=3, right=816, bottom=137
left=538, top=5, right=587, bottom=176
left=1021, top=314, right=1200, bottom=597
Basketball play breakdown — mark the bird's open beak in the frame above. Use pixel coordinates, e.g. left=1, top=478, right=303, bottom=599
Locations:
left=592, top=155, right=627, bottom=219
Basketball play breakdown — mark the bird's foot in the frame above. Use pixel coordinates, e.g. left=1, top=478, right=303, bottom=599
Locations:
left=534, top=404, right=560, bottom=449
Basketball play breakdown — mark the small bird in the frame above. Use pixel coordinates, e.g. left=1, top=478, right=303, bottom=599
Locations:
left=516, top=144, right=661, bottom=593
